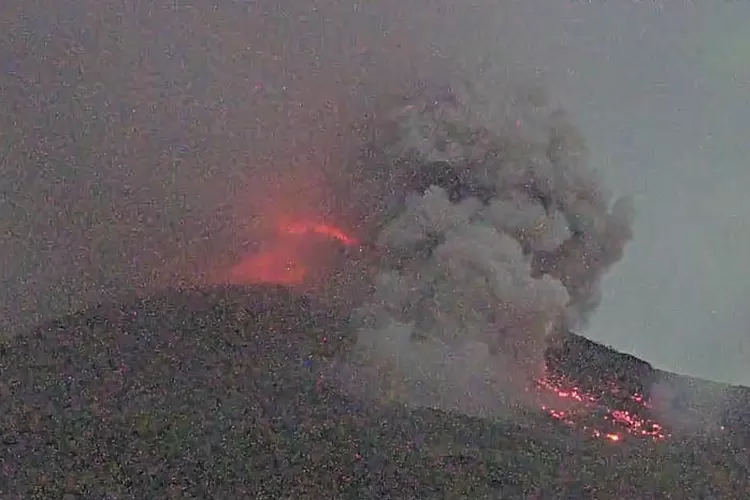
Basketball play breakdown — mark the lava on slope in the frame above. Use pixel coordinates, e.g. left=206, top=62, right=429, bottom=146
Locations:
left=527, top=328, right=674, bottom=443
left=533, top=369, right=669, bottom=443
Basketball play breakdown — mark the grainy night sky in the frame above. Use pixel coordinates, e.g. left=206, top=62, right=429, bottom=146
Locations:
left=1, top=0, right=749, bottom=385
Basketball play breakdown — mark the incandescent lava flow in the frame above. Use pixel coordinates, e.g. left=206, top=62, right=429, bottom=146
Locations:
left=533, top=368, right=670, bottom=443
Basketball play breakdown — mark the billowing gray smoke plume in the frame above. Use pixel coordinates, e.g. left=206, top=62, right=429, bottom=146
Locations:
left=338, top=82, right=634, bottom=417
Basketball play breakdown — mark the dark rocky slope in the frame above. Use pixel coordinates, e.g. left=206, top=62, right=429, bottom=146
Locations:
left=1, top=285, right=748, bottom=499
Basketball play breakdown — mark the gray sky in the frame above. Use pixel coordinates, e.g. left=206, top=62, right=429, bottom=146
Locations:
left=1, top=0, right=749, bottom=385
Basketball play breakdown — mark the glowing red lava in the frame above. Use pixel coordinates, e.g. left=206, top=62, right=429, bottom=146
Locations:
left=228, top=220, right=359, bottom=286
left=535, top=370, right=669, bottom=443
left=284, top=221, right=358, bottom=246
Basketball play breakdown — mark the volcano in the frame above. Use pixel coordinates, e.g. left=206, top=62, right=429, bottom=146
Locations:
left=2, top=79, right=747, bottom=499
left=1, top=284, right=748, bottom=499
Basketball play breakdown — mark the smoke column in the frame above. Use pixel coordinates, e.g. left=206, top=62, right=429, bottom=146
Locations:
left=335, top=81, right=634, bottom=418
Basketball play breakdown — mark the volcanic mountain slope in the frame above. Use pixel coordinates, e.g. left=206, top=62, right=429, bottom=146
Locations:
left=546, top=329, right=750, bottom=443
left=1, top=285, right=748, bottom=499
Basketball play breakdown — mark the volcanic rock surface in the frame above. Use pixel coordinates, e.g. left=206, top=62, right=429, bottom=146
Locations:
left=1, top=285, right=748, bottom=499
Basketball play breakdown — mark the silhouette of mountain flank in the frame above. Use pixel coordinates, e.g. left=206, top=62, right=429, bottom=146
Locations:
left=1, top=285, right=748, bottom=499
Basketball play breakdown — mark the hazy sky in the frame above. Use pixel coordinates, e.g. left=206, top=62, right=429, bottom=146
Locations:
left=1, top=0, right=748, bottom=385
left=524, top=1, right=750, bottom=385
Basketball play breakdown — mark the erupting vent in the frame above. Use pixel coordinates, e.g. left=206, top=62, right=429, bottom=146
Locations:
left=228, top=220, right=359, bottom=286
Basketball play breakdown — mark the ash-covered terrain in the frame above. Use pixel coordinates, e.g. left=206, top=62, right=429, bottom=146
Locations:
left=1, top=284, right=749, bottom=499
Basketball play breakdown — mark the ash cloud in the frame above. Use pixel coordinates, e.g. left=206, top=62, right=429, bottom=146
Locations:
left=336, top=82, right=634, bottom=417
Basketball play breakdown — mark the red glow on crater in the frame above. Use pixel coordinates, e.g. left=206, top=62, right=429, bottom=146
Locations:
left=228, top=219, right=359, bottom=286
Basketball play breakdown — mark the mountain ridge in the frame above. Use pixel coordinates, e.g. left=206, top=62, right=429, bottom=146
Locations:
left=1, top=285, right=747, bottom=498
